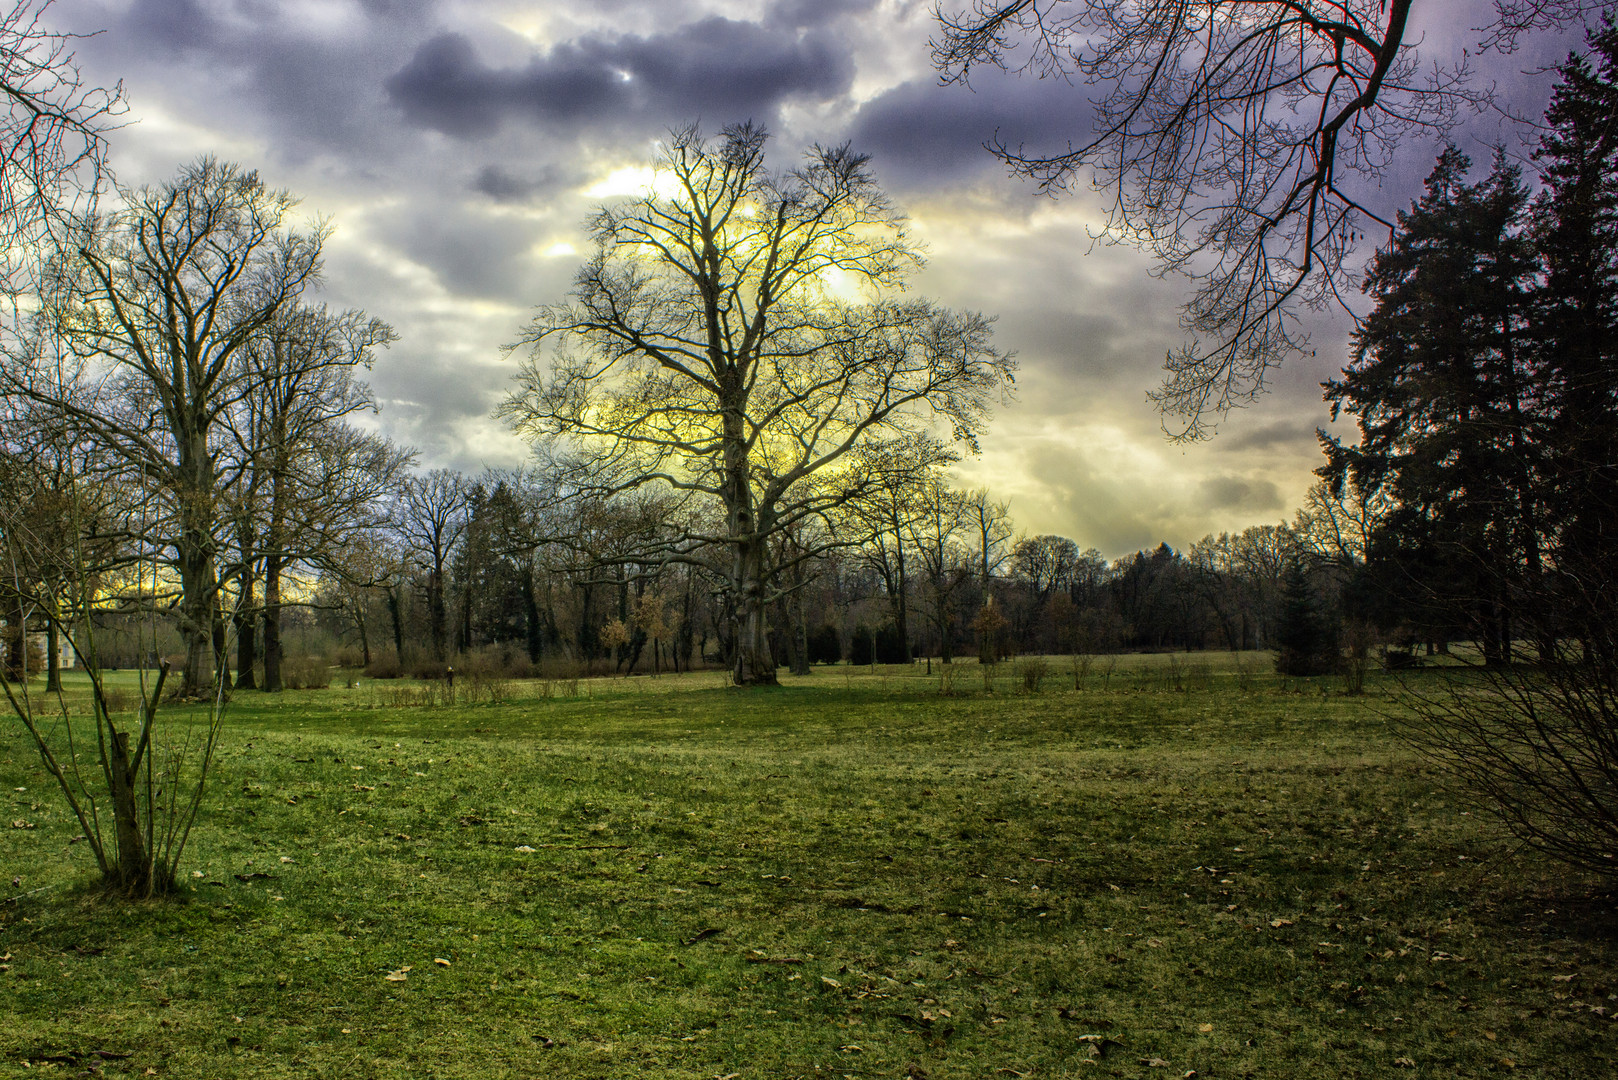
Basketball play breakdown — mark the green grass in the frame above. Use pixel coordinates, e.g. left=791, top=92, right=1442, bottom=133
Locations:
left=2, top=657, right=1615, bottom=1078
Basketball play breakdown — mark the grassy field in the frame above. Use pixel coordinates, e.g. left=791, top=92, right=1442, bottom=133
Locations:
left=2, top=655, right=1615, bottom=1078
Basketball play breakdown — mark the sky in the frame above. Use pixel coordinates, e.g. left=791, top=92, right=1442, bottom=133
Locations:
left=44, top=0, right=1592, bottom=558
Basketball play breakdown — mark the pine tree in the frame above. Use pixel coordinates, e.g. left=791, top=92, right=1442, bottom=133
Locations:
left=1274, top=555, right=1337, bottom=677
left=1322, top=147, right=1539, bottom=665
left=1533, top=19, right=1618, bottom=632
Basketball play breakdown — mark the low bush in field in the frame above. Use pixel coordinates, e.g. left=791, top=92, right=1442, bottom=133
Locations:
left=363, top=652, right=403, bottom=679
left=280, top=655, right=331, bottom=689
left=1019, top=656, right=1049, bottom=692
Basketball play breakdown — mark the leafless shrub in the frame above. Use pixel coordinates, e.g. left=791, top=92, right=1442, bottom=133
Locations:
left=280, top=655, right=331, bottom=690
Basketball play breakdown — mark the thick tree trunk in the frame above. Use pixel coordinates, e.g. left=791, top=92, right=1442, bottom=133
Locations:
left=354, top=602, right=371, bottom=667
left=106, top=729, right=153, bottom=897
left=731, top=534, right=778, bottom=686
left=176, top=428, right=223, bottom=698
left=177, top=537, right=218, bottom=697
left=45, top=619, right=62, bottom=691
left=429, top=564, right=448, bottom=662
left=263, top=553, right=283, bottom=691
left=386, top=586, right=405, bottom=663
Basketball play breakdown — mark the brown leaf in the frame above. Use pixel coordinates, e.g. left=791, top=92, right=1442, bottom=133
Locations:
left=434, top=957, right=451, bottom=967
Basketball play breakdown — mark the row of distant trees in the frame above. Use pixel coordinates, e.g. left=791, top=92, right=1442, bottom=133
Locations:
left=299, top=472, right=1371, bottom=680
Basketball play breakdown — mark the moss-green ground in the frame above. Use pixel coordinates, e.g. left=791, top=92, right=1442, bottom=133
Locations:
left=2, top=657, right=1614, bottom=1078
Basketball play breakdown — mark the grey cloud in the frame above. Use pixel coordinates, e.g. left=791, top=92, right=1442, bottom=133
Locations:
left=766, top=0, right=880, bottom=30
left=851, top=73, right=1093, bottom=189
left=1199, top=475, right=1283, bottom=514
left=1219, top=420, right=1321, bottom=454
left=117, top=0, right=220, bottom=51
left=356, top=0, right=436, bottom=23
left=385, top=18, right=855, bottom=139
left=471, top=163, right=570, bottom=202
left=377, top=203, right=543, bottom=301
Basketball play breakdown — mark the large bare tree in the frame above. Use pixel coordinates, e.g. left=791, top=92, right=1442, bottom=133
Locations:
left=933, top=0, right=1607, bottom=436
left=13, top=159, right=325, bottom=696
left=504, top=123, right=1015, bottom=685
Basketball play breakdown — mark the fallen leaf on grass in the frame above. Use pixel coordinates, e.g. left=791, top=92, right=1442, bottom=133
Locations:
left=1198, top=1023, right=1213, bottom=1033
left=1140, top=1058, right=1171, bottom=1068
left=1394, top=1057, right=1415, bottom=1068
left=351, top=785, right=374, bottom=792
left=434, top=958, right=451, bottom=967
left=1551, top=973, right=1576, bottom=982
left=514, top=845, right=536, bottom=852
left=1270, top=918, right=1294, bottom=928
left=10, top=820, right=34, bottom=830
left=821, top=976, right=841, bottom=988
left=384, top=968, right=410, bottom=982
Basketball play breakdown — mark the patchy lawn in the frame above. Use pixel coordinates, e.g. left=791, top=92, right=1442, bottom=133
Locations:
left=3, top=659, right=1614, bottom=1078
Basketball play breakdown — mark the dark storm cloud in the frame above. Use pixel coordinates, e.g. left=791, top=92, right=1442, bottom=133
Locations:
left=385, top=18, right=855, bottom=139
left=471, top=163, right=570, bottom=202
left=851, top=72, right=1099, bottom=188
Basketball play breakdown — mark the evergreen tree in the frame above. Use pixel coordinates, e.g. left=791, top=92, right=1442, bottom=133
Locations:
left=1322, top=147, right=1539, bottom=665
left=1274, top=555, right=1337, bottom=676
left=1533, top=19, right=1618, bottom=639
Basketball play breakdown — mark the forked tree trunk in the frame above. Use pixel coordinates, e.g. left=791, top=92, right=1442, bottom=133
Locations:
left=731, top=535, right=778, bottom=686
left=106, top=729, right=153, bottom=897
left=723, top=398, right=777, bottom=686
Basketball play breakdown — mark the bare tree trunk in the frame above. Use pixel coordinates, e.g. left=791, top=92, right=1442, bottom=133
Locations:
left=45, top=613, right=62, bottom=691
left=236, top=562, right=258, bottom=690
left=177, top=537, right=217, bottom=696
left=386, top=585, right=405, bottom=663
left=724, top=395, right=777, bottom=685
left=353, top=601, right=371, bottom=667
left=429, top=563, right=448, bottom=662
left=522, top=564, right=543, bottom=663
left=106, top=730, right=152, bottom=897
left=263, top=552, right=284, bottom=691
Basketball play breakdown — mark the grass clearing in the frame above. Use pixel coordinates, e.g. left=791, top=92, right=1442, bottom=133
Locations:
left=3, top=657, right=1615, bottom=1078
